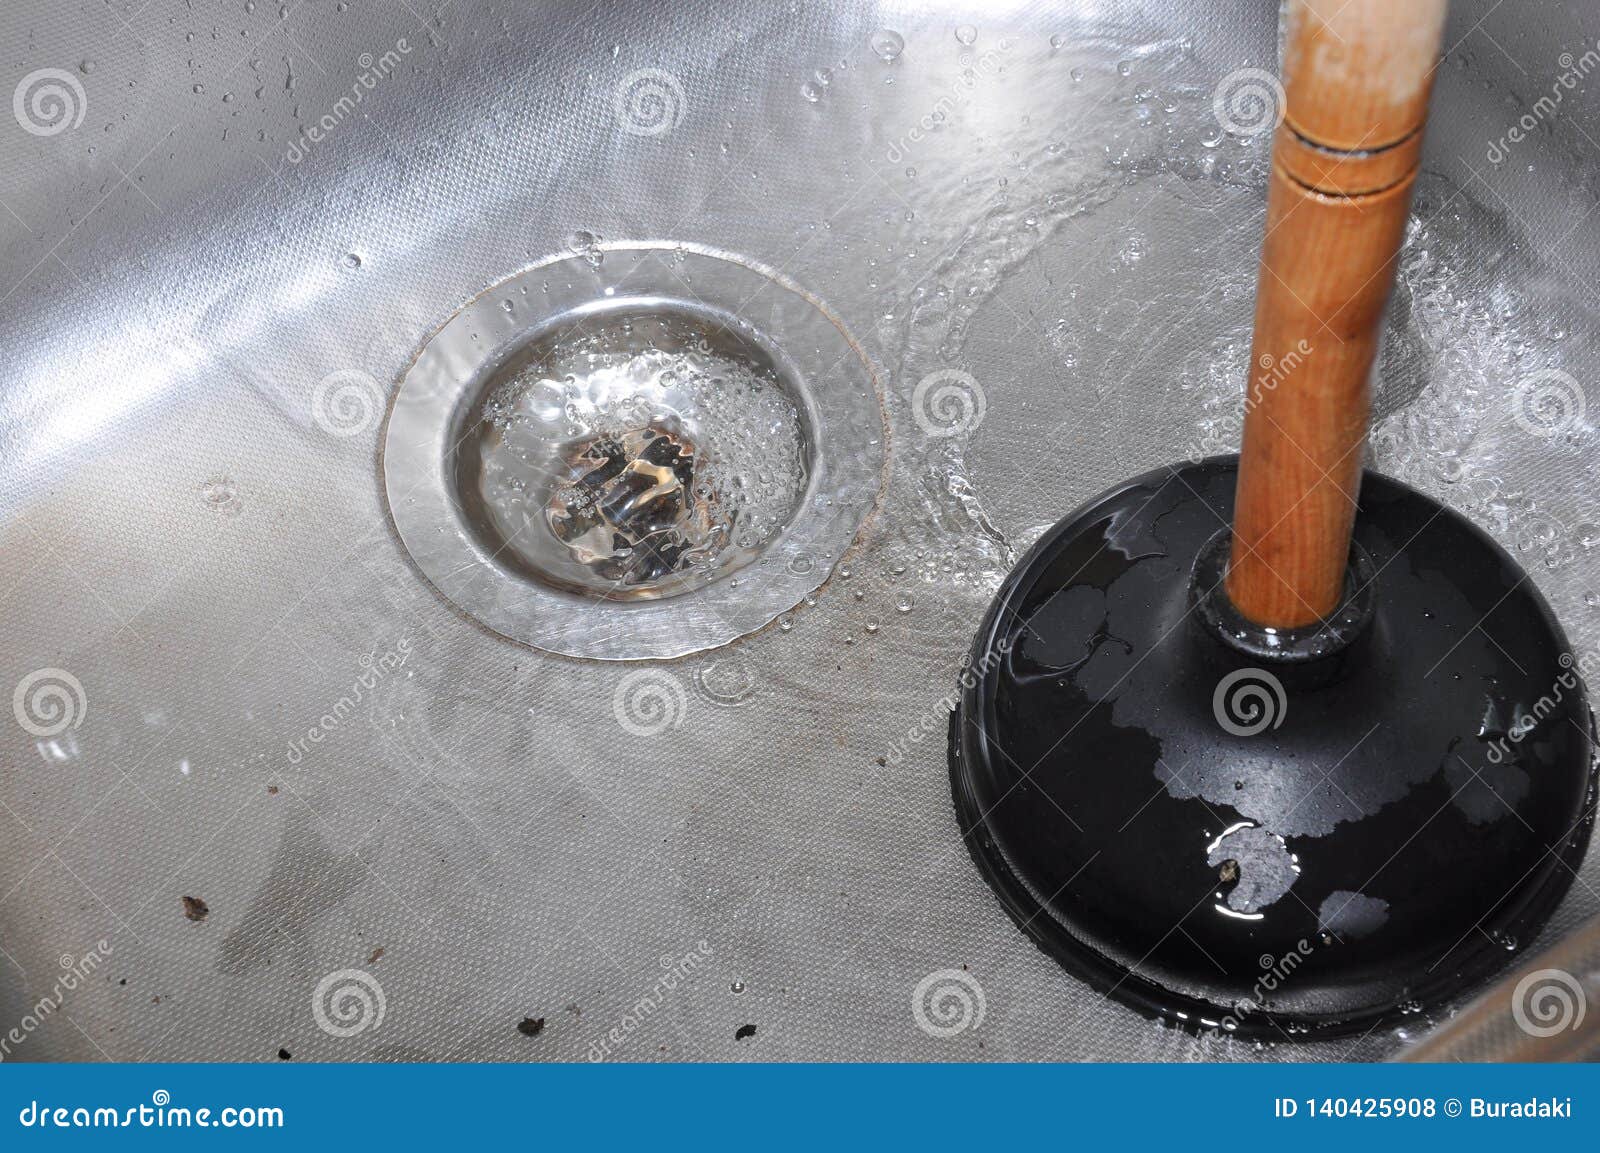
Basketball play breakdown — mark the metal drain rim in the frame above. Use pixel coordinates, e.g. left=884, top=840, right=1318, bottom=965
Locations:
left=382, top=242, right=887, bottom=662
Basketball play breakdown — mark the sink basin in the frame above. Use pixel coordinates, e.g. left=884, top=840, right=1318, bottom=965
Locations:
left=1, top=0, right=1595, bottom=1062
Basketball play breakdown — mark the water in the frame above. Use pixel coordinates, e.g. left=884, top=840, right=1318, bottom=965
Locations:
left=869, top=29, right=904, bottom=62
left=853, top=24, right=1261, bottom=614
left=352, top=15, right=1593, bottom=1059
left=827, top=21, right=1596, bottom=650
left=469, top=310, right=808, bottom=598
left=730, top=35, right=1595, bottom=1043
left=835, top=27, right=1600, bottom=608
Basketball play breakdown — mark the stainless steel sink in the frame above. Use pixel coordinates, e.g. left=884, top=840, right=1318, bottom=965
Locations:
left=1, top=0, right=1596, bottom=1062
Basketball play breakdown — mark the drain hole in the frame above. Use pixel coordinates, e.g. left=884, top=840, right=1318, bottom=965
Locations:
left=455, top=305, right=811, bottom=600
left=385, top=244, right=885, bottom=659
left=547, top=419, right=708, bottom=587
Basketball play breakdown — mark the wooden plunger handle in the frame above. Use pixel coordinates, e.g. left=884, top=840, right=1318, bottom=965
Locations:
left=1224, top=0, right=1448, bottom=628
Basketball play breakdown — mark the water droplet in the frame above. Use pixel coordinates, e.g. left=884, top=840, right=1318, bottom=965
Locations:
left=79, top=60, right=96, bottom=75
left=1049, top=34, right=1064, bottom=51
left=341, top=252, right=362, bottom=270
left=800, top=80, right=821, bottom=103
left=864, top=618, right=880, bottom=635
left=955, top=24, right=977, bottom=46
left=894, top=592, right=914, bottom=614
left=869, top=29, right=904, bottom=62
left=730, top=980, right=746, bottom=995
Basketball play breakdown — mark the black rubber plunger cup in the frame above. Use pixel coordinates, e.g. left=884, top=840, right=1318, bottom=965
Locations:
left=948, top=0, right=1597, bottom=1038
left=948, top=458, right=1596, bottom=1037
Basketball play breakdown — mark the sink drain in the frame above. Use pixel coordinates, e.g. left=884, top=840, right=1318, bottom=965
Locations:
left=383, top=243, right=885, bottom=660
left=461, top=305, right=808, bottom=600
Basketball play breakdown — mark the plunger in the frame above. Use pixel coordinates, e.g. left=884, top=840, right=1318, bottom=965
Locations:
left=948, top=0, right=1597, bottom=1037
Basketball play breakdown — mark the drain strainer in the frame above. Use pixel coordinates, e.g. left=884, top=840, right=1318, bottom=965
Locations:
left=383, top=243, right=886, bottom=660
